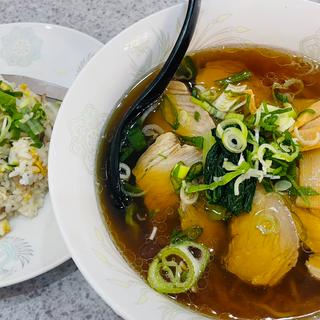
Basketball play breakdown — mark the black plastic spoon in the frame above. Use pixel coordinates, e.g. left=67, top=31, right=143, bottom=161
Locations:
left=106, top=0, right=201, bottom=209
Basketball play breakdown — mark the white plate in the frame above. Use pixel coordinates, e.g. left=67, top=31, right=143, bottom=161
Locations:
left=0, top=22, right=103, bottom=287
left=49, top=1, right=320, bottom=319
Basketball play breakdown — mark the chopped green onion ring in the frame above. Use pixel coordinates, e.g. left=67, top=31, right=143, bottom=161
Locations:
left=147, top=241, right=210, bottom=294
left=191, top=96, right=216, bottom=115
left=216, top=118, right=248, bottom=139
left=255, top=143, right=299, bottom=173
left=173, top=162, right=190, bottom=179
left=216, top=118, right=248, bottom=153
left=0, top=115, right=12, bottom=143
left=171, top=162, right=190, bottom=192
left=222, top=127, right=247, bottom=153
left=180, top=181, right=198, bottom=205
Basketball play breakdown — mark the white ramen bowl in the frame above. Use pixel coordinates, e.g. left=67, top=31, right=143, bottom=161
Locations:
left=49, top=0, right=320, bottom=319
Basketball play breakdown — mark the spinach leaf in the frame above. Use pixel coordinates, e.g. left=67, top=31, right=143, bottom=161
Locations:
left=204, top=133, right=257, bottom=215
left=262, top=179, right=274, bottom=193
left=120, top=122, right=147, bottom=161
left=127, top=126, right=147, bottom=151
left=120, top=146, right=134, bottom=162
left=170, top=226, right=203, bottom=244
left=174, top=56, right=197, bottom=81
left=186, top=162, right=203, bottom=182
left=194, top=111, right=200, bottom=122
left=180, top=135, right=203, bottom=149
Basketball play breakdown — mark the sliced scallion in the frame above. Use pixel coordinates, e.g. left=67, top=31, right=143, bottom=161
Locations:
left=173, top=162, right=190, bottom=179
left=216, top=118, right=248, bottom=139
left=125, top=203, right=139, bottom=230
left=180, top=135, right=204, bottom=149
left=216, top=118, right=248, bottom=153
left=216, top=70, right=252, bottom=87
left=0, top=115, right=12, bottom=143
left=180, top=180, right=198, bottom=205
left=202, top=132, right=216, bottom=163
left=170, top=162, right=190, bottom=192
left=161, top=94, right=180, bottom=130
left=274, top=180, right=292, bottom=192
left=174, top=56, right=197, bottom=81
left=272, top=78, right=304, bottom=103
left=224, top=112, right=244, bottom=121
left=221, top=127, right=247, bottom=153
left=191, top=96, right=215, bottom=115
left=205, top=203, right=229, bottom=221
left=122, top=182, right=145, bottom=197
left=187, top=161, right=250, bottom=193
left=297, top=108, right=316, bottom=118
left=194, top=111, right=201, bottom=122
left=186, top=162, right=203, bottom=182
left=170, top=227, right=203, bottom=244
left=147, top=241, right=210, bottom=294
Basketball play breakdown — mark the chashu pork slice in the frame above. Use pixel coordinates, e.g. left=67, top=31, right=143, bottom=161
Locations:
left=179, top=199, right=228, bottom=256
left=196, top=60, right=271, bottom=106
left=306, top=254, right=320, bottom=280
left=294, top=206, right=320, bottom=253
left=296, top=149, right=320, bottom=208
left=293, top=207, right=320, bottom=280
left=132, top=132, right=202, bottom=215
left=163, top=81, right=215, bottom=137
left=224, top=186, right=299, bottom=286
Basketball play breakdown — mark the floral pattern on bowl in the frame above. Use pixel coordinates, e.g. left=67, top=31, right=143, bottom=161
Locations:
left=126, top=13, right=251, bottom=83
left=0, top=26, right=43, bottom=67
left=0, top=237, right=33, bottom=280
left=300, top=28, right=320, bottom=60
left=70, top=104, right=107, bottom=175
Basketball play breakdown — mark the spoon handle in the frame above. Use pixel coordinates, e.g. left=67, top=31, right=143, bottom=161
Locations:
left=127, top=0, right=200, bottom=118
left=107, top=0, right=201, bottom=209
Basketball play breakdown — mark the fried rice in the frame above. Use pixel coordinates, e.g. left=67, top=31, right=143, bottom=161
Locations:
left=0, top=78, right=59, bottom=236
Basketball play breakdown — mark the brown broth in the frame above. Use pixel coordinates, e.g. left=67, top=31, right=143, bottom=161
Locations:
left=96, top=47, right=320, bottom=319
